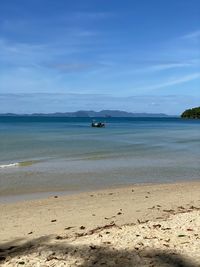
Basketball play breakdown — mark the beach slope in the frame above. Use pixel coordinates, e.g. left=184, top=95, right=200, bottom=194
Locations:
left=1, top=181, right=200, bottom=266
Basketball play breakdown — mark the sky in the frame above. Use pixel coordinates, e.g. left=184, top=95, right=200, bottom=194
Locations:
left=0, top=0, right=200, bottom=115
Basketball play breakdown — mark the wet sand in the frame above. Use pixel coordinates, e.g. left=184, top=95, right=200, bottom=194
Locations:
left=1, top=181, right=200, bottom=266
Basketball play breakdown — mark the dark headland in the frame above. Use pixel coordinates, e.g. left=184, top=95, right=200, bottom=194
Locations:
left=181, top=107, right=200, bottom=119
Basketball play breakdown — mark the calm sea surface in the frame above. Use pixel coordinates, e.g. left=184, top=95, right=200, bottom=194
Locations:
left=0, top=116, right=200, bottom=201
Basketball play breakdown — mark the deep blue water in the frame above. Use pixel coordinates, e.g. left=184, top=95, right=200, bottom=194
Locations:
left=0, top=116, right=200, bottom=198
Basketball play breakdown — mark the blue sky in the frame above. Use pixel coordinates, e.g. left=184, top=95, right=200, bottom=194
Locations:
left=0, top=0, right=199, bottom=114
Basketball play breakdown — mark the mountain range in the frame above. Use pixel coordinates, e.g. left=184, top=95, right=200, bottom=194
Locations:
left=0, top=110, right=171, bottom=117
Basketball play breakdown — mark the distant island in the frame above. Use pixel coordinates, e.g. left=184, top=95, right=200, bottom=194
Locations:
left=0, top=110, right=171, bottom=118
left=181, top=107, right=200, bottom=119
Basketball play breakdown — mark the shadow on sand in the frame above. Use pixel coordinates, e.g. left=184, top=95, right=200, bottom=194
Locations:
left=0, top=235, right=198, bottom=267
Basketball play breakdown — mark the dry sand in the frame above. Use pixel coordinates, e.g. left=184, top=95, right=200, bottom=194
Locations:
left=1, top=181, right=200, bottom=266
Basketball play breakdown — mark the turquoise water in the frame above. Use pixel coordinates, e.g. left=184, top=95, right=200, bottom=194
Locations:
left=0, top=117, right=200, bottom=198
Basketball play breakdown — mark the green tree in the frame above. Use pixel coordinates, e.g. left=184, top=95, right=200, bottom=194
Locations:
left=181, top=107, right=200, bottom=119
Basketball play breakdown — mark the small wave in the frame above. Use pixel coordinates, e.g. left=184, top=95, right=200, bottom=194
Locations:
left=0, top=163, right=19, bottom=169
left=0, top=160, right=36, bottom=169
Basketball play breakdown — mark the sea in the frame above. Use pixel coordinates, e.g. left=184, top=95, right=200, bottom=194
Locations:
left=0, top=116, right=200, bottom=202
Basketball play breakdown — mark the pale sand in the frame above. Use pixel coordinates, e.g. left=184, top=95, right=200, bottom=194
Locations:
left=1, top=181, right=200, bottom=266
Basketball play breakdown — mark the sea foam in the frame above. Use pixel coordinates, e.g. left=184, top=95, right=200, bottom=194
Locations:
left=0, top=161, right=35, bottom=169
left=0, top=163, right=19, bottom=169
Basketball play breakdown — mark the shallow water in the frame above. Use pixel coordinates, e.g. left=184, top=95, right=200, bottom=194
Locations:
left=0, top=116, right=200, bottom=199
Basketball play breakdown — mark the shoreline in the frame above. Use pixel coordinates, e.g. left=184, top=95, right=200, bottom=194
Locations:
left=1, top=178, right=200, bottom=204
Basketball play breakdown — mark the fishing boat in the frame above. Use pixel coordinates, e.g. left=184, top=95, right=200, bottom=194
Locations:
left=91, top=121, right=105, bottom=128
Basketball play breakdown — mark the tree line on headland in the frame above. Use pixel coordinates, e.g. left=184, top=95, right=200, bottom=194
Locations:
left=181, top=107, right=200, bottom=119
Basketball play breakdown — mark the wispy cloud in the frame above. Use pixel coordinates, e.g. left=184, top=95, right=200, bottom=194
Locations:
left=0, top=10, right=105, bottom=59
left=125, top=61, right=195, bottom=75
left=0, top=34, right=94, bottom=69
left=0, top=38, right=48, bottom=65
left=142, top=73, right=200, bottom=91
left=97, top=59, right=198, bottom=79
left=145, top=62, right=194, bottom=72
left=181, top=30, right=200, bottom=40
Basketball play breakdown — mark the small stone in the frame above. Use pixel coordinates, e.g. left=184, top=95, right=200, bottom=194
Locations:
left=178, top=234, right=186, bottom=237
left=65, top=226, right=74, bottom=230
left=18, top=261, right=25, bottom=265
left=153, top=224, right=161, bottom=228
left=56, top=235, right=63, bottom=240
left=90, top=245, right=97, bottom=250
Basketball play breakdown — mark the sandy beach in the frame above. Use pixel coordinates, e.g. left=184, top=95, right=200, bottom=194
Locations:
left=1, top=181, right=200, bottom=266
